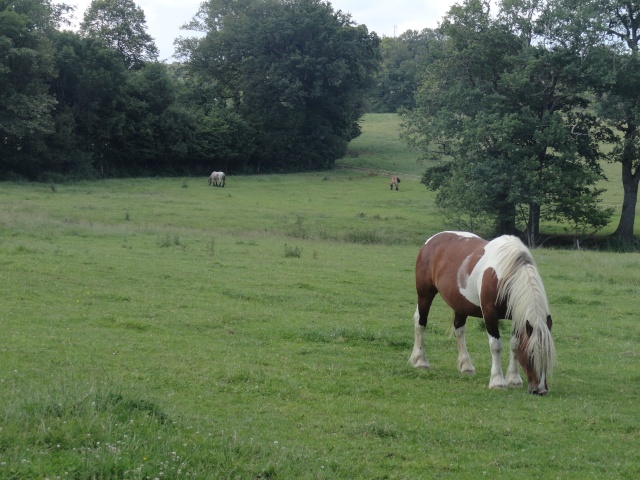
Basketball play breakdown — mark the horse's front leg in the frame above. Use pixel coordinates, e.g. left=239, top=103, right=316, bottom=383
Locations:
left=454, top=313, right=475, bottom=374
left=484, top=315, right=508, bottom=389
left=506, top=335, right=523, bottom=387
left=487, top=335, right=508, bottom=389
left=410, top=304, right=431, bottom=369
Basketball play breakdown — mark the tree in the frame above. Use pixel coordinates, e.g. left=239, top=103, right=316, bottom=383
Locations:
left=370, top=29, right=444, bottom=113
left=591, top=0, right=640, bottom=242
left=48, top=30, right=131, bottom=175
left=0, top=0, right=64, bottom=177
left=80, top=0, right=158, bottom=69
left=401, top=0, right=612, bottom=243
left=179, top=0, right=380, bottom=173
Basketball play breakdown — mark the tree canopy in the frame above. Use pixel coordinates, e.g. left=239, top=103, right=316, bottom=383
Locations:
left=80, top=0, right=158, bottom=69
left=179, top=0, right=380, bottom=172
left=369, top=29, right=445, bottom=113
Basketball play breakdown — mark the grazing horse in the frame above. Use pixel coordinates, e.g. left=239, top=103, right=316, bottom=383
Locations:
left=390, top=176, right=400, bottom=190
left=208, top=171, right=226, bottom=187
left=409, top=231, right=556, bottom=395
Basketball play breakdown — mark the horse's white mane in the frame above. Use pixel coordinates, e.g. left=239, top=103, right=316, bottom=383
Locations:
left=492, top=236, right=556, bottom=378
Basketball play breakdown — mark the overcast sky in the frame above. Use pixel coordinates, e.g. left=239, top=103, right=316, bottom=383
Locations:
left=65, top=0, right=459, bottom=62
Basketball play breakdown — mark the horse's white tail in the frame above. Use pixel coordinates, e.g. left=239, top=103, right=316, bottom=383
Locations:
left=495, top=238, right=556, bottom=379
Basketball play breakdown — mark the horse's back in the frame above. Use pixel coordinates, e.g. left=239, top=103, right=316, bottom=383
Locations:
left=416, top=231, right=488, bottom=313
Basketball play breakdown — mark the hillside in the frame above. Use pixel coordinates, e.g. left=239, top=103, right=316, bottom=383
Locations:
left=340, top=114, right=634, bottom=240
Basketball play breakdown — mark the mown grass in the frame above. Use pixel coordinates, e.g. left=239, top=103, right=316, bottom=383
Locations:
left=1, top=115, right=639, bottom=479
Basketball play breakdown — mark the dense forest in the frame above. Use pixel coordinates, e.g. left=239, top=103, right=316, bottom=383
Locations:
left=0, top=0, right=380, bottom=180
left=2, top=0, right=639, bottom=243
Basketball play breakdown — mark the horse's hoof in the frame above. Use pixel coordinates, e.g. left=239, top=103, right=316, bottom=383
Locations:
left=530, top=387, right=548, bottom=396
left=508, top=380, right=523, bottom=388
left=458, top=361, right=476, bottom=375
left=412, top=360, right=430, bottom=370
left=489, top=381, right=508, bottom=390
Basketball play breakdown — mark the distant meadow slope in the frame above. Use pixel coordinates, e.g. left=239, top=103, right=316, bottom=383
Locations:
left=0, top=114, right=638, bottom=478
left=340, top=113, right=632, bottom=238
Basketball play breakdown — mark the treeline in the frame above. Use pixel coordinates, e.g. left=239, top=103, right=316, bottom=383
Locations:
left=3, top=0, right=639, bottom=242
left=0, top=0, right=380, bottom=181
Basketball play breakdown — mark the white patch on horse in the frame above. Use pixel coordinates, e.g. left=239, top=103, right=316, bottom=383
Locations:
left=457, top=235, right=515, bottom=306
left=456, top=254, right=475, bottom=301
left=424, top=230, right=479, bottom=245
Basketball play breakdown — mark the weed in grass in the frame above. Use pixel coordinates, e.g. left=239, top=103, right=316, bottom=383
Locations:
left=343, top=229, right=381, bottom=244
left=289, top=214, right=307, bottom=238
left=318, top=226, right=330, bottom=240
left=236, top=240, right=257, bottom=246
left=157, top=234, right=171, bottom=247
left=157, top=233, right=182, bottom=248
left=283, top=243, right=302, bottom=258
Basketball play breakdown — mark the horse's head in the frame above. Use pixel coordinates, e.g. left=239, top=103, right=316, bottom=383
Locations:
left=515, top=315, right=554, bottom=395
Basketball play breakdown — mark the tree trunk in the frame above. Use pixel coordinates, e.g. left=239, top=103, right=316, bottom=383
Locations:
left=612, top=129, right=640, bottom=243
left=527, top=203, right=541, bottom=247
left=613, top=161, right=640, bottom=242
left=496, top=201, right=518, bottom=236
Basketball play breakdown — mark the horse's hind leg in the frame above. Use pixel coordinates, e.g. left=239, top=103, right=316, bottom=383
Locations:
left=454, top=313, right=475, bottom=374
left=410, top=305, right=430, bottom=369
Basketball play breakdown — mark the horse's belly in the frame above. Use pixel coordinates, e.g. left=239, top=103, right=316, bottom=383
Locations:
left=447, top=296, right=483, bottom=318
left=437, top=281, right=484, bottom=318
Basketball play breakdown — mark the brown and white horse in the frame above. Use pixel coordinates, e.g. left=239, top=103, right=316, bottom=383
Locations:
left=390, top=176, right=400, bottom=190
left=208, top=171, right=226, bottom=187
left=410, top=231, right=556, bottom=395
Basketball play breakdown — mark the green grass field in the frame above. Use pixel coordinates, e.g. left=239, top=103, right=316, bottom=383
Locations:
left=1, top=115, right=639, bottom=478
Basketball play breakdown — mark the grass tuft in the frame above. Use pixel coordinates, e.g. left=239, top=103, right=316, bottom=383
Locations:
left=283, top=243, right=303, bottom=258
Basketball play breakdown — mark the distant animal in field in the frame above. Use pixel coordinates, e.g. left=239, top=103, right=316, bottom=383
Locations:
left=390, top=176, right=400, bottom=190
left=410, top=231, right=556, bottom=395
left=208, top=171, right=226, bottom=187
